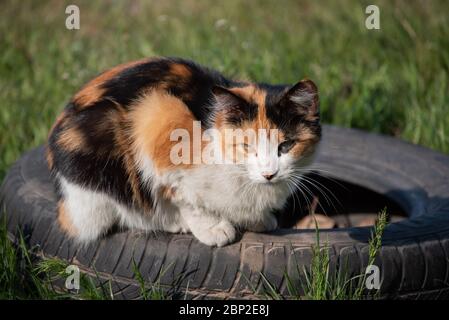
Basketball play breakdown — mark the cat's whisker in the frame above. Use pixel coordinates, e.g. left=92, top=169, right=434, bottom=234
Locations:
left=288, top=174, right=329, bottom=216
left=286, top=177, right=312, bottom=214
left=298, top=174, right=342, bottom=209
left=285, top=180, right=303, bottom=216
left=288, top=172, right=341, bottom=216
left=292, top=175, right=339, bottom=215
left=291, top=169, right=344, bottom=208
left=294, top=167, right=350, bottom=192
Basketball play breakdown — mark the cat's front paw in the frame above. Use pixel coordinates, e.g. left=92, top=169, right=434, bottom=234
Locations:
left=247, top=213, right=278, bottom=233
left=194, top=220, right=236, bottom=247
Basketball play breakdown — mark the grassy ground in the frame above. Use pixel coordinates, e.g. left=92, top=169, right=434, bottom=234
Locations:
left=1, top=0, right=449, bottom=180
left=0, top=210, right=388, bottom=300
left=0, top=217, right=174, bottom=299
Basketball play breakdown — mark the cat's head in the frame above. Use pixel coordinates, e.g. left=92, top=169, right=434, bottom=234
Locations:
left=212, top=80, right=321, bottom=184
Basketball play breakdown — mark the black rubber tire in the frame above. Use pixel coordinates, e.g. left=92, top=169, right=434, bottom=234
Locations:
left=1, top=125, right=449, bottom=299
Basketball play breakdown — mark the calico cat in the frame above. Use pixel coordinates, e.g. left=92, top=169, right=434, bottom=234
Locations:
left=46, top=57, right=321, bottom=247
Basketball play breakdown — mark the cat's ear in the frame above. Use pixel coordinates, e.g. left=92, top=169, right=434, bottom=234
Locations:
left=212, top=86, right=251, bottom=124
left=282, top=79, right=319, bottom=119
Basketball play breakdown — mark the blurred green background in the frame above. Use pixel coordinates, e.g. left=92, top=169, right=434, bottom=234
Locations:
left=1, top=0, right=448, bottom=180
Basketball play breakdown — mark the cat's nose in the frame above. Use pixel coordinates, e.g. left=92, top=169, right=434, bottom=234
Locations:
left=262, top=172, right=277, bottom=181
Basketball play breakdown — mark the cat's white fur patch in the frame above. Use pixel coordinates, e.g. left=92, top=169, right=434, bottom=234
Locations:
left=58, top=174, right=186, bottom=242
left=58, top=175, right=118, bottom=242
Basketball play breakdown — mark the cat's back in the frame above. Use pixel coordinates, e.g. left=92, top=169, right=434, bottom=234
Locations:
left=69, top=57, right=229, bottom=115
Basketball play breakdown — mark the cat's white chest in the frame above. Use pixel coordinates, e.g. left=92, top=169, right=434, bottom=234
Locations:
left=173, top=165, right=290, bottom=222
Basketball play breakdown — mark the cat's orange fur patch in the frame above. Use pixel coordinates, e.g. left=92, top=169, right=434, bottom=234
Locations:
left=57, top=125, right=88, bottom=152
left=108, top=109, right=153, bottom=212
left=169, top=63, right=191, bottom=78
left=72, top=84, right=106, bottom=109
left=48, top=111, right=67, bottom=134
left=290, top=127, right=320, bottom=158
left=229, top=85, right=274, bottom=131
left=73, top=58, right=151, bottom=109
left=226, top=85, right=281, bottom=145
left=46, top=145, right=54, bottom=170
left=160, top=185, right=176, bottom=199
left=57, top=201, right=78, bottom=237
left=128, top=90, right=198, bottom=172
left=290, top=140, right=316, bottom=158
left=229, top=85, right=265, bottom=106
left=47, top=112, right=67, bottom=170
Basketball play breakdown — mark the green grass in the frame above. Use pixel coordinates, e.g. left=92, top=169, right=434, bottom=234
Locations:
left=260, top=208, right=388, bottom=300
left=1, top=0, right=449, bottom=180
left=0, top=216, right=178, bottom=299
left=0, top=218, right=66, bottom=299
left=1, top=209, right=388, bottom=300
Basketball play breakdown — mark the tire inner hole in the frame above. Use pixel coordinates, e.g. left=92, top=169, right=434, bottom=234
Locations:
left=277, top=172, right=407, bottom=229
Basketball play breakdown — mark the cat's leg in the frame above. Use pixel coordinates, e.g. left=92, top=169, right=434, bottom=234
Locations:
left=155, top=201, right=190, bottom=233
left=114, top=200, right=189, bottom=234
left=179, top=206, right=236, bottom=247
left=245, top=211, right=278, bottom=233
left=58, top=177, right=117, bottom=242
left=159, top=212, right=190, bottom=234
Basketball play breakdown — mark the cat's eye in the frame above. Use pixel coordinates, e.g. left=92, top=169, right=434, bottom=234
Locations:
left=278, top=140, right=296, bottom=155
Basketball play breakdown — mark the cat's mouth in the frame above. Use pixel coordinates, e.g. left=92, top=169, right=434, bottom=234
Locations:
left=252, top=176, right=285, bottom=186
